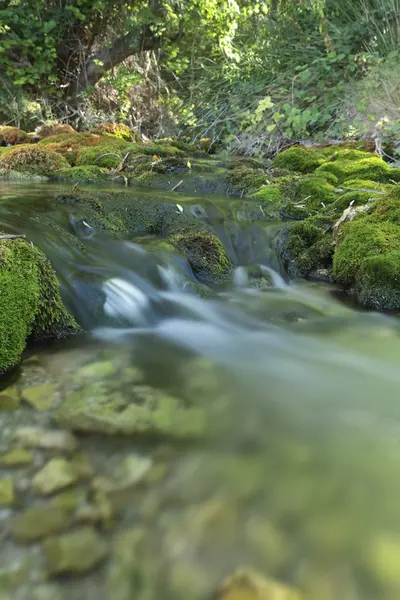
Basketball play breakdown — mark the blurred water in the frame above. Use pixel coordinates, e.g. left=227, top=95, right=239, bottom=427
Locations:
left=1, top=181, right=400, bottom=600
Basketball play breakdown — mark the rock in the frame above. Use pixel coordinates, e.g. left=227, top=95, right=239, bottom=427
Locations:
left=50, top=488, right=87, bottom=513
left=54, top=382, right=206, bottom=439
left=15, top=426, right=78, bottom=452
left=21, top=384, right=56, bottom=411
left=0, top=386, right=20, bottom=410
left=32, top=458, right=77, bottom=495
left=75, top=490, right=114, bottom=527
left=92, top=454, right=152, bottom=493
left=0, top=448, right=33, bottom=467
left=217, top=568, right=303, bottom=600
left=365, top=534, right=400, bottom=589
left=12, top=506, right=70, bottom=542
left=30, top=583, right=65, bottom=600
left=70, top=452, right=95, bottom=480
left=0, top=479, right=14, bottom=506
left=73, top=360, right=116, bottom=384
left=43, top=526, right=108, bottom=575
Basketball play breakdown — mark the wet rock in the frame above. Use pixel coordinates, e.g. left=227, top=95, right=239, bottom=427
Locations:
left=0, top=386, right=20, bottom=410
left=73, top=360, right=116, bottom=384
left=0, top=554, right=30, bottom=590
left=92, top=454, right=152, bottom=493
left=54, top=382, right=206, bottom=439
left=50, top=488, right=87, bottom=513
left=75, top=490, right=114, bottom=527
left=0, top=479, right=15, bottom=506
left=15, top=426, right=78, bottom=452
left=44, top=526, right=108, bottom=575
left=70, top=451, right=95, bottom=480
left=30, top=583, right=65, bottom=600
left=217, top=568, right=303, bottom=600
left=0, top=448, right=33, bottom=467
left=32, top=458, right=77, bottom=495
left=12, top=506, right=70, bottom=542
left=21, top=384, right=56, bottom=411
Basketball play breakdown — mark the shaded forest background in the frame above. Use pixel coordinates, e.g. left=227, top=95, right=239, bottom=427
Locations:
left=1, top=0, right=400, bottom=155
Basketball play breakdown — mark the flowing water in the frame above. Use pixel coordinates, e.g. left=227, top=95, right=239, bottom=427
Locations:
left=1, top=180, right=400, bottom=600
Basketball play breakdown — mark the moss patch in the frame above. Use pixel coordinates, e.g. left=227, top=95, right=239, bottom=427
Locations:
left=272, top=146, right=325, bottom=173
left=171, top=230, right=232, bottom=282
left=0, top=126, right=29, bottom=145
left=281, top=220, right=333, bottom=275
left=0, top=237, right=78, bottom=373
left=93, top=123, right=133, bottom=141
left=36, top=123, right=76, bottom=139
left=0, top=145, right=70, bottom=177
left=54, top=165, right=108, bottom=183
left=317, top=156, right=400, bottom=183
left=250, top=185, right=283, bottom=204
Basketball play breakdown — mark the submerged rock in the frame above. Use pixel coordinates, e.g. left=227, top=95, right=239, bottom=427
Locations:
left=0, top=479, right=15, bottom=506
left=12, top=506, right=70, bottom=542
left=217, top=568, right=303, bottom=600
left=54, top=381, right=206, bottom=439
left=0, top=386, right=20, bottom=410
left=14, top=426, right=78, bottom=452
left=32, top=458, right=77, bottom=495
left=0, top=448, right=33, bottom=467
left=21, top=384, right=56, bottom=411
left=44, top=526, right=108, bottom=575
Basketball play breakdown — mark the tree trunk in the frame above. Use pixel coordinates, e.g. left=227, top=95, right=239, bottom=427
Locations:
left=70, top=26, right=160, bottom=108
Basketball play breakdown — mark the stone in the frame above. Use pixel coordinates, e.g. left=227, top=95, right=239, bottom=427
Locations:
left=30, top=583, right=65, bottom=600
left=75, top=491, right=114, bottom=527
left=32, top=458, right=77, bottom=495
left=0, top=448, right=33, bottom=467
left=15, top=426, right=78, bottom=452
left=12, top=506, right=69, bottom=542
left=0, top=479, right=14, bottom=506
left=44, top=526, right=108, bottom=575
left=54, top=382, right=206, bottom=439
left=21, top=384, right=56, bottom=411
left=50, top=488, right=87, bottom=513
left=70, top=452, right=95, bottom=480
left=73, top=360, right=116, bottom=384
left=0, top=386, right=20, bottom=410
left=217, top=568, right=303, bottom=600
left=92, top=454, right=152, bottom=493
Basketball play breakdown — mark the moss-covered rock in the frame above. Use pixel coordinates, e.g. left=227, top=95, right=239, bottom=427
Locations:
left=226, top=165, right=269, bottom=195
left=249, top=185, right=283, bottom=204
left=357, top=251, right=400, bottom=309
left=0, top=448, right=33, bottom=467
left=0, top=479, right=15, bottom=506
left=93, top=122, right=134, bottom=141
left=54, top=381, right=206, bottom=439
left=21, top=384, right=56, bottom=411
left=171, top=230, right=232, bottom=282
left=13, top=506, right=70, bottom=542
left=272, top=146, right=325, bottom=173
left=0, top=385, right=20, bottom=410
left=0, top=126, right=29, bottom=145
left=39, top=132, right=127, bottom=166
left=317, top=156, right=400, bottom=183
left=54, top=165, right=108, bottom=183
left=0, top=145, right=70, bottom=177
left=44, top=526, right=108, bottom=575
left=217, top=568, right=303, bottom=600
left=32, top=457, right=77, bottom=495
left=281, top=220, right=333, bottom=276
left=36, top=123, right=76, bottom=139
left=0, top=237, right=78, bottom=373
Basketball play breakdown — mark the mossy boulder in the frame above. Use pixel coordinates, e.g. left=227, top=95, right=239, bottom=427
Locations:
left=0, top=237, right=78, bottom=373
left=272, top=146, right=325, bottom=173
left=281, top=220, right=333, bottom=276
left=13, top=506, right=70, bottom=542
left=54, top=165, right=108, bottom=183
left=36, top=123, right=76, bottom=139
left=0, top=145, right=70, bottom=177
left=249, top=185, right=283, bottom=204
left=39, top=132, right=127, bottom=165
left=171, top=230, right=232, bottom=282
left=226, top=165, right=269, bottom=195
left=0, top=126, right=29, bottom=145
left=44, top=527, right=108, bottom=575
left=93, top=122, right=134, bottom=141
left=317, top=156, right=400, bottom=183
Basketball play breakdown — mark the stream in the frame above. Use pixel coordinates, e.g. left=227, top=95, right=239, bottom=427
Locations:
left=1, top=179, right=400, bottom=600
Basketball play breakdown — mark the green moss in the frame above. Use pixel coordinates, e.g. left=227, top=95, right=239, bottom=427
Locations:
left=272, top=146, right=325, bottom=173
left=37, top=123, right=76, bottom=139
left=227, top=166, right=269, bottom=194
left=316, top=156, right=400, bottom=183
left=93, top=123, right=133, bottom=141
left=56, top=189, right=126, bottom=235
left=329, top=149, right=375, bottom=161
left=295, top=176, right=337, bottom=208
left=250, top=185, right=282, bottom=204
left=0, top=238, right=78, bottom=372
left=365, top=188, right=400, bottom=224
left=171, top=230, right=232, bottom=282
left=125, top=142, right=184, bottom=158
left=54, top=165, right=108, bottom=183
left=357, top=251, right=400, bottom=309
left=0, top=126, right=29, bottom=145
left=39, top=132, right=128, bottom=165
left=76, top=146, right=123, bottom=169
left=333, top=221, right=400, bottom=285
left=341, top=179, right=390, bottom=190
left=0, top=145, right=70, bottom=177
left=281, top=220, right=332, bottom=275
